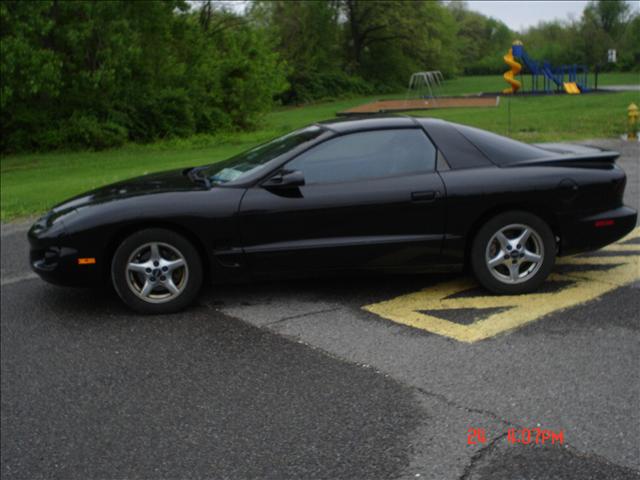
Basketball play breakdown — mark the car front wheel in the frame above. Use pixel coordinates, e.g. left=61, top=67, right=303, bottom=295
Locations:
left=111, top=228, right=203, bottom=314
left=471, top=211, right=556, bottom=295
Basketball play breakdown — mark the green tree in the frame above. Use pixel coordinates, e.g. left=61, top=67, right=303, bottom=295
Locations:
left=448, top=2, right=514, bottom=75
left=340, top=0, right=459, bottom=87
left=589, top=0, right=631, bottom=36
left=249, top=0, right=365, bottom=103
left=519, top=0, right=637, bottom=71
left=619, top=14, right=640, bottom=70
left=0, top=0, right=288, bottom=152
left=521, top=20, right=581, bottom=67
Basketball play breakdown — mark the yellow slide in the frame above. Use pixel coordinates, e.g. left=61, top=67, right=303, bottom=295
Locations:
left=502, top=48, right=521, bottom=94
left=563, top=82, right=581, bottom=94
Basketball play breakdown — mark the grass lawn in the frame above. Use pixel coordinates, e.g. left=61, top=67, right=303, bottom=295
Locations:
left=2, top=72, right=639, bottom=221
left=435, top=71, right=640, bottom=96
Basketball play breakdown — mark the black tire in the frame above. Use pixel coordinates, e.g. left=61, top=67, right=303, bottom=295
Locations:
left=111, top=228, right=203, bottom=314
left=470, top=211, right=556, bottom=295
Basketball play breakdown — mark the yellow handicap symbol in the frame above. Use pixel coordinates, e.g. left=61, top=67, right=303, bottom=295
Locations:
left=363, top=227, right=640, bottom=343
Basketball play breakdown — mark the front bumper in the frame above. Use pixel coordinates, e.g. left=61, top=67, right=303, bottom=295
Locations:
left=559, top=205, right=637, bottom=256
left=28, top=226, right=105, bottom=287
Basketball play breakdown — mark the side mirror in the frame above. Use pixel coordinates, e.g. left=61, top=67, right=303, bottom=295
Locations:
left=262, top=170, right=305, bottom=189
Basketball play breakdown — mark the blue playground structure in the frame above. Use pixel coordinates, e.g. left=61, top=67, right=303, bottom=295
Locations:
left=503, top=41, right=590, bottom=95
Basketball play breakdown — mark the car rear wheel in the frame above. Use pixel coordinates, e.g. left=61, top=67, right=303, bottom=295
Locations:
left=471, top=211, right=555, bottom=295
left=111, top=228, right=203, bottom=314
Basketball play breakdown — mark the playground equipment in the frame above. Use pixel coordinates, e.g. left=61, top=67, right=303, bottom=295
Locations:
left=502, top=47, right=522, bottom=94
left=338, top=70, right=499, bottom=115
left=502, top=40, right=589, bottom=95
left=407, top=71, right=444, bottom=100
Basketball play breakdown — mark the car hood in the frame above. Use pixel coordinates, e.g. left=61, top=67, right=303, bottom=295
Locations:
left=50, top=167, right=206, bottom=214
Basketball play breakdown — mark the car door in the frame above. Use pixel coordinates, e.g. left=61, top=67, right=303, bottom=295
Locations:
left=238, top=128, right=446, bottom=272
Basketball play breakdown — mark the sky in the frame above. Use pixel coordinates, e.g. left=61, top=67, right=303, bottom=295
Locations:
left=463, top=1, right=588, bottom=31
left=458, top=1, right=639, bottom=31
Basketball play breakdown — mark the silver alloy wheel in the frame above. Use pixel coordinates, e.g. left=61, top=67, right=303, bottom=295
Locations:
left=485, top=223, right=544, bottom=285
left=125, top=242, right=189, bottom=303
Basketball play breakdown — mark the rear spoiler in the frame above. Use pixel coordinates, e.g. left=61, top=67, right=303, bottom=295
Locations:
left=508, top=151, right=620, bottom=167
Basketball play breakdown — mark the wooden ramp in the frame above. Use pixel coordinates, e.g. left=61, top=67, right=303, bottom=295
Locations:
left=339, top=96, right=499, bottom=116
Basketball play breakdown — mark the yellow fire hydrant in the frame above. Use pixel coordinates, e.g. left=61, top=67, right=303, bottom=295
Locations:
left=628, top=103, right=639, bottom=140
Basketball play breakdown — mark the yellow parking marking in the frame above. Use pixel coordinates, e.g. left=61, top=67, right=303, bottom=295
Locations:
left=363, top=227, right=640, bottom=343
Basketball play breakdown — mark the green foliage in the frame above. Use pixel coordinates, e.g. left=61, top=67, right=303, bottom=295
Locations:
left=1, top=0, right=638, bottom=154
left=618, top=15, right=640, bottom=70
left=341, top=1, right=460, bottom=86
left=0, top=0, right=288, bottom=152
left=589, top=0, right=631, bottom=36
left=251, top=0, right=461, bottom=101
left=251, top=1, right=351, bottom=103
left=447, top=4, right=514, bottom=75
left=520, top=21, right=580, bottom=67
left=520, top=0, right=639, bottom=72
left=285, top=71, right=373, bottom=104
left=35, top=114, right=128, bottom=151
left=0, top=1, right=62, bottom=110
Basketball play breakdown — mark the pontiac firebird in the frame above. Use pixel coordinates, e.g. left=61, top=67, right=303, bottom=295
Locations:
left=29, top=116, right=637, bottom=313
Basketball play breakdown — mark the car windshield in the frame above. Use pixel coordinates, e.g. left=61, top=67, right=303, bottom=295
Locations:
left=201, top=126, right=324, bottom=185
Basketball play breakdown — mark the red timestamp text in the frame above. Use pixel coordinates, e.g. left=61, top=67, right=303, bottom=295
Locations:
left=467, top=427, right=564, bottom=446
left=507, top=427, right=564, bottom=445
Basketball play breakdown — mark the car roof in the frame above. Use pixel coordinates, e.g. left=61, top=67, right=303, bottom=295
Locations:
left=314, top=115, right=556, bottom=170
left=316, top=115, right=418, bottom=133
left=316, top=115, right=464, bottom=135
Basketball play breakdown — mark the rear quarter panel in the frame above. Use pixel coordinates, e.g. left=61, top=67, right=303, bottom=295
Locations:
left=439, top=163, right=627, bottom=261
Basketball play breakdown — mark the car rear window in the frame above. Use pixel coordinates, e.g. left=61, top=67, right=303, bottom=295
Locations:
left=453, top=124, right=551, bottom=166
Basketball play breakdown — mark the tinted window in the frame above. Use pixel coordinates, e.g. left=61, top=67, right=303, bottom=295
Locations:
left=454, top=124, right=551, bottom=166
left=420, top=119, right=493, bottom=169
left=286, top=129, right=436, bottom=184
left=202, top=126, right=324, bottom=184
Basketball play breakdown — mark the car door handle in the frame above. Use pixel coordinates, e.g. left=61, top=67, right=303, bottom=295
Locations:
left=411, top=191, right=437, bottom=202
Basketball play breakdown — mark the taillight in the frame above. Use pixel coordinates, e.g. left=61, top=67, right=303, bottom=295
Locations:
left=594, top=219, right=615, bottom=227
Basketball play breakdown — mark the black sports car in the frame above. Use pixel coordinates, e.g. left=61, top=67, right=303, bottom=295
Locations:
left=29, top=116, right=637, bottom=313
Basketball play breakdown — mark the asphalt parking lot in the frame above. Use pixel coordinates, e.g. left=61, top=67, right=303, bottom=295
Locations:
left=1, top=140, right=639, bottom=480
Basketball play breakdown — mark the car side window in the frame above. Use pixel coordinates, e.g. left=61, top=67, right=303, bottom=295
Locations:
left=285, top=129, right=436, bottom=185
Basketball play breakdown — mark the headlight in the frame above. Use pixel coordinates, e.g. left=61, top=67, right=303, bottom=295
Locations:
left=49, top=208, right=78, bottom=226
left=29, top=209, right=77, bottom=237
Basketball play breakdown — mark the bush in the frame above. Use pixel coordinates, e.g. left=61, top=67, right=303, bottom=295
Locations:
left=464, top=55, right=511, bottom=75
left=37, top=115, right=128, bottom=151
left=64, top=116, right=127, bottom=150
left=281, top=71, right=373, bottom=104
left=0, top=1, right=287, bottom=153
left=124, top=90, right=195, bottom=142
